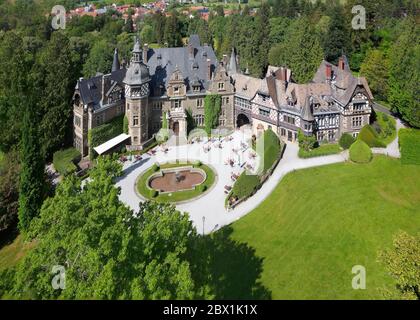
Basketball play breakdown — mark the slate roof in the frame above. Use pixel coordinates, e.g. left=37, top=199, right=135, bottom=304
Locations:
left=145, top=35, right=217, bottom=96
left=312, top=60, right=373, bottom=106
left=77, top=68, right=126, bottom=109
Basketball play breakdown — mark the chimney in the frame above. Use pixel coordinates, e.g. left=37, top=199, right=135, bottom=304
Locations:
left=338, top=57, right=345, bottom=70
left=188, top=44, right=194, bottom=59
left=326, top=64, right=332, bottom=81
left=207, top=58, right=211, bottom=79
left=142, top=43, right=149, bottom=63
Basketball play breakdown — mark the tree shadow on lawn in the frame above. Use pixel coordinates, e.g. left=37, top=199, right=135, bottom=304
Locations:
left=189, top=226, right=271, bottom=300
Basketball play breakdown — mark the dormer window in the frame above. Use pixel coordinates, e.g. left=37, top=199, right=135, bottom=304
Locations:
left=218, top=82, right=224, bottom=90
left=174, top=86, right=179, bottom=94
left=193, top=85, right=200, bottom=92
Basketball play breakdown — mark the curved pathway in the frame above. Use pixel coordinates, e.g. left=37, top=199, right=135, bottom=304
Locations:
left=371, top=118, right=405, bottom=158
left=116, top=130, right=350, bottom=235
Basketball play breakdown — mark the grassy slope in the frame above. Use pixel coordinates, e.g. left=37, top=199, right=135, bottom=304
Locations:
left=230, top=156, right=420, bottom=299
left=0, top=235, right=37, bottom=272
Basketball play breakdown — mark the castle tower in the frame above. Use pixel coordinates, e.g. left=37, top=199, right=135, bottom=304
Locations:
left=123, top=37, right=151, bottom=146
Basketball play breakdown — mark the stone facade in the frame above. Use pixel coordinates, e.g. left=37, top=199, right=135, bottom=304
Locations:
left=72, top=35, right=373, bottom=157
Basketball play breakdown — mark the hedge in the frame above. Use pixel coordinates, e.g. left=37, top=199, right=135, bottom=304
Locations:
left=349, top=140, right=372, bottom=163
left=88, top=114, right=124, bottom=158
left=298, top=143, right=342, bottom=158
left=339, top=133, right=355, bottom=150
left=204, top=94, right=221, bottom=134
left=357, top=125, right=386, bottom=148
left=399, top=128, right=420, bottom=165
left=53, top=148, right=81, bottom=175
left=231, top=172, right=260, bottom=200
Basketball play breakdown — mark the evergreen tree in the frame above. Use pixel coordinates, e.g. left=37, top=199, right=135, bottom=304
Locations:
left=164, top=11, right=182, bottom=47
left=322, top=3, right=351, bottom=64
left=360, top=49, right=390, bottom=101
left=268, top=18, right=324, bottom=83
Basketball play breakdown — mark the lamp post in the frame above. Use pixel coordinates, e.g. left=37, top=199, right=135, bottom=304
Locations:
left=202, top=216, right=205, bottom=236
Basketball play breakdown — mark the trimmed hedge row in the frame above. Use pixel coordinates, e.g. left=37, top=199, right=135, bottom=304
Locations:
left=399, top=128, right=420, bottom=165
left=231, top=172, right=260, bottom=200
left=257, top=128, right=281, bottom=173
left=349, top=140, right=372, bottom=163
left=298, top=143, right=342, bottom=158
left=53, top=148, right=81, bottom=175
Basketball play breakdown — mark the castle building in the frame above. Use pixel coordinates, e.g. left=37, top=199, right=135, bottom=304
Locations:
left=72, top=35, right=373, bottom=157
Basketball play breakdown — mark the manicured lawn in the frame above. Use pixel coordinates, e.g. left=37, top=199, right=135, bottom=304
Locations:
left=229, top=156, right=420, bottom=299
left=399, top=128, right=420, bottom=165
left=0, top=235, right=37, bottom=272
left=137, top=162, right=216, bottom=203
left=298, top=143, right=342, bottom=158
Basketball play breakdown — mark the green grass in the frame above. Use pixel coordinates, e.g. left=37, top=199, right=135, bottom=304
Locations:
left=0, top=235, right=36, bottom=272
left=298, top=144, right=342, bottom=158
left=228, top=156, right=420, bottom=299
left=399, top=128, right=420, bottom=165
left=52, top=147, right=81, bottom=176
left=137, top=162, right=216, bottom=203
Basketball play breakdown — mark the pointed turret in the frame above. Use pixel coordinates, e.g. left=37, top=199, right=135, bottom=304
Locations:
left=112, top=48, right=120, bottom=72
left=301, top=95, right=314, bottom=121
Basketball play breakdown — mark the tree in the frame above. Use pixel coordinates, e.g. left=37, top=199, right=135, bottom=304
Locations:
left=268, top=18, right=324, bottom=83
left=36, top=32, right=76, bottom=158
left=388, top=18, right=419, bottom=128
left=140, top=25, right=154, bottom=45
left=379, top=232, right=420, bottom=300
left=82, top=39, right=114, bottom=78
left=18, top=103, right=46, bottom=233
left=360, top=49, right=390, bottom=101
left=204, top=94, right=222, bottom=134
left=297, top=129, right=317, bottom=151
left=322, top=3, right=351, bottom=64
left=164, top=11, right=182, bottom=47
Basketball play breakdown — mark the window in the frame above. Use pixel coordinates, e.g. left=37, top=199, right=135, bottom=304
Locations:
left=352, top=132, right=359, bottom=138
left=259, top=108, right=270, bottom=117
left=218, top=118, right=225, bottom=126
left=304, top=124, right=312, bottom=131
left=95, top=114, right=104, bottom=126
left=353, top=103, right=364, bottom=113
left=174, top=86, right=179, bottom=94
left=223, top=97, right=230, bottom=105
left=74, top=136, right=82, bottom=151
left=317, top=131, right=325, bottom=141
left=193, top=86, right=200, bottom=92
left=196, top=98, right=203, bottom=108
left=127, top=103, right=130, bottom=110
left=220, top=108, right=225, bottom=117
left=153, top=101, right=163, bottom=110
left=281, top=128, right=286, bottom=136
left=194, top=114, right=204, bottom=126
left=133, top=115, right=139, bottom=126
left=283, top=115, right=295, bottom=125
left=172, top=100, right=181, bottom=109
left=328, top=130, right=335, bottom=141
left=235, top=97, right=251, bottom=110
left=218, top=82, right=224, bottom=90
left=74, top=115, right=81, bottom=127
left=352, top=116, right=362, bottom=128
